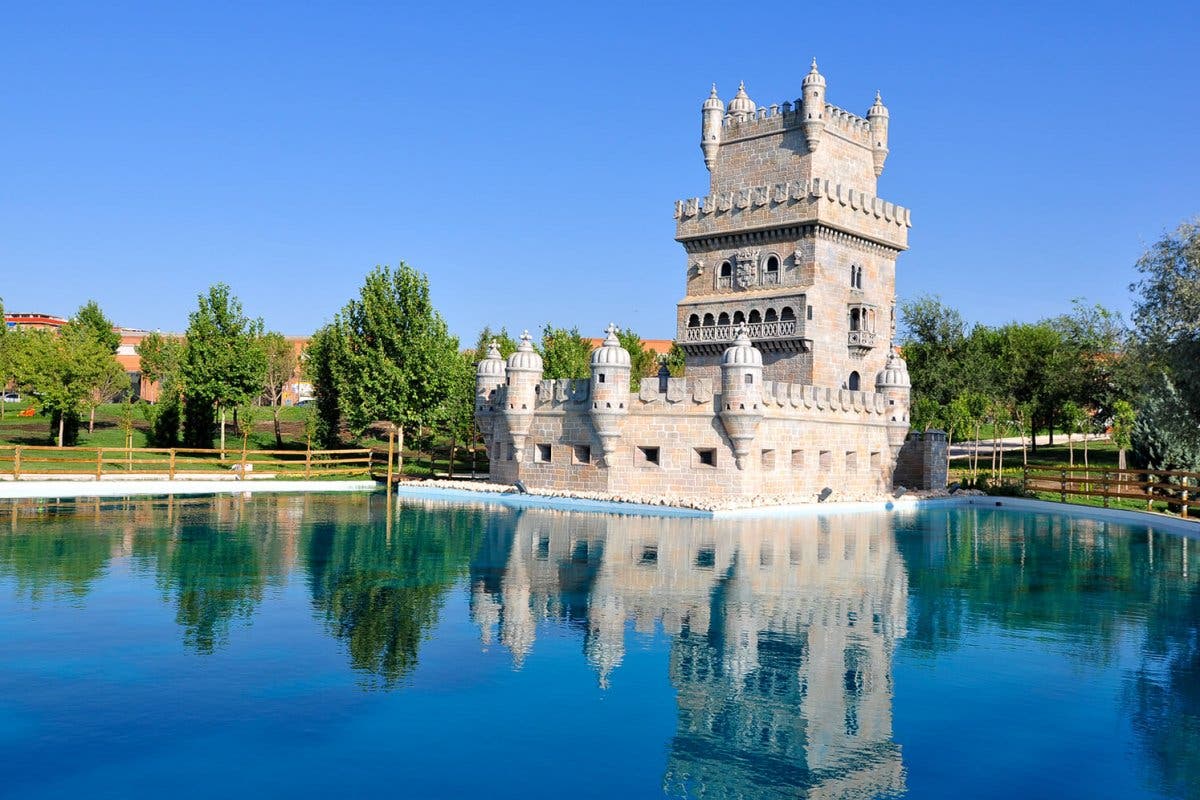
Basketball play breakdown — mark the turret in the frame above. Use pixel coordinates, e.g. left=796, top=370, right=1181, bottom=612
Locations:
left=727, top=81, right=755, bottom=122
left=875, top=347, right=911, bottom=451
left=867, top=91, right=890, bottom=178
left=801, top=58, right=826, bottom=152
left=701, top=84, right=724, bottom=173
left=503, top=331, right=543, bottom=462
left=589, top=323, right=631, bottom=466
left=474, top=340, right=506, bottom=438
left=718, top=327, right=763, bottom=470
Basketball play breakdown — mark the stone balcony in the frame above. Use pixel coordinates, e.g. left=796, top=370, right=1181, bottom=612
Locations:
left=681, top=320, right=810, bottom=356
left=847, top=329, right=879, bottom=352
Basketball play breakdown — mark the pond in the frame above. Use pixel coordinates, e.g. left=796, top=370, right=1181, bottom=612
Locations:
left=0, top=493, right=1197, bottom=799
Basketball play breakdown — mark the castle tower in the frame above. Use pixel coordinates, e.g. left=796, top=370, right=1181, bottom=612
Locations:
left=675, top=61, right=911, bottom=393
left=474, top=340, right=506, bottom=438
left=701, top=84, right=724, bottom=173
left=503, top=331, right=543, bottom=462
left=801, top=59, right=826, bottom=151
left=718, top=328, right=763, bottom=470
left=867, top=91, right=890, bottom=178
left=589, top=323, right=631, bottom=467
left=875, top=348, right=911, bottom=452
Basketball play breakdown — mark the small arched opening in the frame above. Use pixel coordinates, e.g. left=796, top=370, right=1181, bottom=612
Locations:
left=703, top=313, right=715, bottom=327
left=849, top=308, right=861, bottom=331
left=764, top=308, right=778, bottom=323
left=717, top=312, right=730, bottom=326
left=848, top=371, right=861, bottom=391
left=748, top=309, right=762, bottom=324
left=732, top=310, right=745, bottom=324
left=688, top=314, right=700, bottom=328
left=780, top=307, right=796, bottom=321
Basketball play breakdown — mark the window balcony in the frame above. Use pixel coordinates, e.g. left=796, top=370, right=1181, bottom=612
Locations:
left=683, top=319, right=801, bottom=344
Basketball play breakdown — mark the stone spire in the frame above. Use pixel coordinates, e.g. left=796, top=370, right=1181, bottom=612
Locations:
left=701, top=83, right=725, bottom=174
left=867, top=91, right=890, bottom=177
left=801, top=59, right=826, bottom=152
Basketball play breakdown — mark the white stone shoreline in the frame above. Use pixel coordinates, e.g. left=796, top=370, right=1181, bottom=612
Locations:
left=0, top=479, right=377, bottom=500
left=396, top=478, right=979, bottom=513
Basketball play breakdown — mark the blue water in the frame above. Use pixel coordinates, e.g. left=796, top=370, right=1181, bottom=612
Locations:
left=1, top=493, right=1197, bottom=799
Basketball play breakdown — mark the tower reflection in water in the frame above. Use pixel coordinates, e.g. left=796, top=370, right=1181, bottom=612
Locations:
left=468, top=506, right=907, bottom=799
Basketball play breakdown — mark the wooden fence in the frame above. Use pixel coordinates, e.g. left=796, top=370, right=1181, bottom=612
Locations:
left=0, top=445, right=382, bottom=481
left=1022, top=464, right=1200, bottom=517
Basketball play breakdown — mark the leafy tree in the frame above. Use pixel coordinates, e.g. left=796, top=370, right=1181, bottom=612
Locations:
left=311, top=264, right=460, bottom=468
left=0, top=297, right=13, bottom=420
left=1049, top=300, right=1139, bottom=436
left=1061, top=401, right=1087, bottom=467
left=305, top=325, right=342, bottom=449
left=68, top=300, right=120, bottom=353
left=11, top=326, right=121, bottom=446
left=899, top=295, right=968, bottom=414
left=1131, top=372, right=1200, bottom=472
left=1111, top=399, right=1135, bottom=472
left=1130, top=218, right=1200, bottom=420
left=137, top=332, right=185, bottom=446
left=470, top=327, right=518, bottom=361
left=180, top=284, right=267, bottom=451
left=441, top=352, right=477, bottom=478
left=616, top=327, right=658, bottom=392
left=538, top=325, right=591, bottom=380
left=259, top=332, right=297, bottom=447
left=664, top=343, right=686, bottom=378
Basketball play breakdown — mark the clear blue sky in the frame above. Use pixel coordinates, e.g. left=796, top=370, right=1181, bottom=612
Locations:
left=2, top=1, right=1196, bottom=340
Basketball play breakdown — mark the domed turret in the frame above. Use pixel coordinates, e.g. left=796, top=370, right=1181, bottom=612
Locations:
left=474, top=340, right=507, bottom=437
left=801, top=59, right=826, bottom=152
left=718, top=327, right=763, bottom=470
left=867, top=90, right=890, bottom=177
left=876, top=346, right=911, bottom=450
left=589, top=324, right=631, bottom=466
left=727, top=81, right=756, bottom=120
left=502, top=331, right=543, bottom=463
left=700, top=84, right=724, bottom=172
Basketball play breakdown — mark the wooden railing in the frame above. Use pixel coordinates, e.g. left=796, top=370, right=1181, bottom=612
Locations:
left=1022, top=464, right=1200, bottom=517
left=0, top=445, right=379, bottom=481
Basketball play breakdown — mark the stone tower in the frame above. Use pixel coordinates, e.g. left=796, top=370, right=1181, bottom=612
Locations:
left=674, top=62, right=911, bottom=392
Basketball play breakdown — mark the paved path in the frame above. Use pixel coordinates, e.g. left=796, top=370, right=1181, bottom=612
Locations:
left=949, top=433, right=1109, bottom=459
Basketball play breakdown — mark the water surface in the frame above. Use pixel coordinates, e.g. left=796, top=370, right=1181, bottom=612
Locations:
left=1, top=493, right=1197, bottom=799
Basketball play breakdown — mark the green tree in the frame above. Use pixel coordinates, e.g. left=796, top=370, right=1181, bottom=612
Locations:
left=899, top=295, right=968, bottom=415
left=1130, top=218, right=1200, bottom=419
left=1111, top=399, right=1136, bottom=472
left=68, top=300, right=120, bottom=353
left=616, top=327, right=658, bottom=392
left=180, top=284, right=267, bottom=451
left=538, top=325, right=591, bottom=380
left=441, top=352, right=477, bottom=478
left=305, top=325, right=342, bottom=449
left=311, top=264, right=460, bottom=469
left=0, top=297, right=13, bottom=420
left=137, top=332, right=185, bottom=446
left=470, top=327, right=518, bottom=361
left=1061, top=401, right=1087, bottom=467
left=1131, top=372, right=1200, bottom=472
left=12, top=326, right=120, bottom=446
left=259, top=332, right=297, bottom=447
left=664, top=343, right=686, bottom=378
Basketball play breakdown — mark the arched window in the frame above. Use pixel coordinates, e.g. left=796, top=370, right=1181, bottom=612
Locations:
left=780, top=307, right=796, bottom=321
left=850, top=265, right=856, bottom=287
left=688, top=314, right=700, bottom=328
left=764, top=308, right=778, bottom=322
left=849, top=308, right=861, bottom=331
left=732, top=310, right=745, bottom=324
left=719, top=260, right=733, bottom=288
left=720, top=261, right=732, bottom=276
left=848, top=371, right=861, bottom=391
left=763, top=254, right=780, bottom=284
left=717, top=312, right=730, bottom=326
left=703, top=313, right=715, bottom=326
left=748, top=309, right=762, bottom=323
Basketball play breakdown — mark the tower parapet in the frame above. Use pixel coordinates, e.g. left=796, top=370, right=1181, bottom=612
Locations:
left=718, top=327, right=764, bottom=469
left=503, top=331, right=543, bottom=461
left=589, top=324, right=632, bottom=466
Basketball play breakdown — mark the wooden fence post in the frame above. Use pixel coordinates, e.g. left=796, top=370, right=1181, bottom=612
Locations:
left=95, top=448, right=104, bottom=479
left=1060, top=468, right=1067, bottom=503
left=304, top=448, right=311, bottom=480
left=169, top=449, right=176, bottom=481
left=13, top=446, right=21, bottom=480
left=1102, top=471, right=1110, bottom=508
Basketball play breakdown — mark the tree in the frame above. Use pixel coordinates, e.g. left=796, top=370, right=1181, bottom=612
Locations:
left=180, top=284, right=267, bottom=452
left=0, top=296, right=12, bottom=420
left=69, top=300, right=120, bottom=353
left=441, top=352, right=477, bottom=479
left=1131, top=372, right=1200, bottom=472
left=1111, top=399, right=1135, bottom=473
left=664, top=343, right=686, bottom=378
left=1061, top=401, right=1086, bottom=467
left=309, top=263, right=460, bottom=470
left=1130, top=218, right=1200, bottom=420
left=11, top=326, right=120, bottom=446
left=537, top=325, right=591, bottom=380
left=616, top=327, right=659, bottom=392
left=305, top=325, right=342, bottom=449
left=137, top=332, right=185, bottom=446
left=899, top=295, right=968, bottom=415
left=259, top=332, right=297, bottom=447
left=470, top=327, right=518, bottom=361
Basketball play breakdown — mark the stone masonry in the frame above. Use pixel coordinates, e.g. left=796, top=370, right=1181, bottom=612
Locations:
left=475, top=63, right=942, bottom=501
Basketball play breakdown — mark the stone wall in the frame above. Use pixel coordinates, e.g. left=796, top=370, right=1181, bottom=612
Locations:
left=892, top=431, right=948, bottom=491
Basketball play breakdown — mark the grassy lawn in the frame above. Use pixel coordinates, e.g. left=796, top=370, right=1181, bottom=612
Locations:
left=0, top=403, right=489, bottom=479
